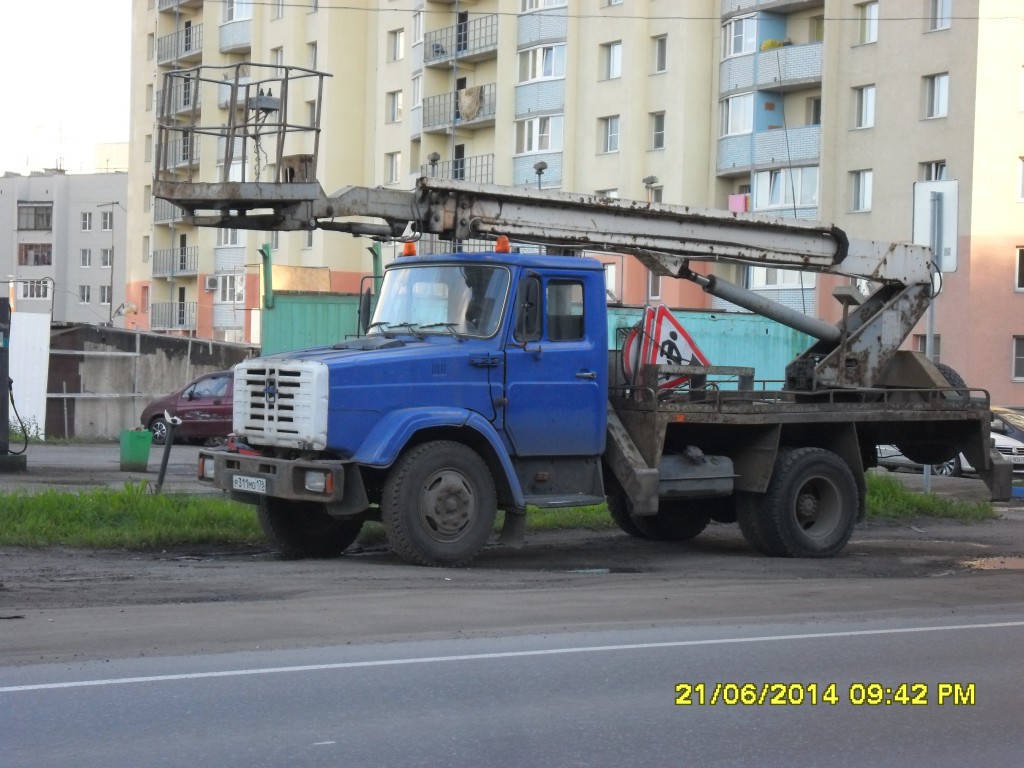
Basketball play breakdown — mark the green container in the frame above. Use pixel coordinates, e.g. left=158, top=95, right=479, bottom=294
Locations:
left=119, top=429, right=153, bottom=472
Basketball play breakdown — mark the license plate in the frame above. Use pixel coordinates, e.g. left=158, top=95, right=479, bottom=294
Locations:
left=1011, top=455, right=1024, bottom=465
left=232, top=474, right=267, bottom=494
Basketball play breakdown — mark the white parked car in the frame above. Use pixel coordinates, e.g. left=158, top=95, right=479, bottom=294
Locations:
left=876, top=432, right=1024, bottom=477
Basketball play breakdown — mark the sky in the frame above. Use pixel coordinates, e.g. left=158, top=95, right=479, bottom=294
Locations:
left=1, top=1, right=132, bottom=175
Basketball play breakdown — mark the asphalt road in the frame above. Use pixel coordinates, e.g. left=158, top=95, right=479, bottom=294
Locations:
left=2, top=616, right=1021, bottom=768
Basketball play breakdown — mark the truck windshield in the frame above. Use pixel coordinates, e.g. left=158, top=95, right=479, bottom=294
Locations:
left=369, top=264, right=511, bottom=338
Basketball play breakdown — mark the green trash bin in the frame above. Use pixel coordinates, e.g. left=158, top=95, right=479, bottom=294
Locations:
left=119, top=429, right=153, bottom=472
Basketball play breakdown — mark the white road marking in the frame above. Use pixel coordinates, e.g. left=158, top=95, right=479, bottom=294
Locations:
left=3, top=620, right=1022, bottom=693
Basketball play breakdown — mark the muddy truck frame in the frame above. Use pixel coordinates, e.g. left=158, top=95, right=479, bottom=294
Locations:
left=154, top=63, right=1010, bottom=567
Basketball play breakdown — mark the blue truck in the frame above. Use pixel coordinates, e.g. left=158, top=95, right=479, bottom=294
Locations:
left=154, top=65, right=1008, bottom=567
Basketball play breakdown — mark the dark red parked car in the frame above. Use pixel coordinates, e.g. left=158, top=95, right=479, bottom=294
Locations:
left=140, top=370, right=233, bottom=445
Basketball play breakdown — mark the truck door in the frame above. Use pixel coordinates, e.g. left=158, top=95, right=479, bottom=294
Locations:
left=503, top=272, right=606, bottom=456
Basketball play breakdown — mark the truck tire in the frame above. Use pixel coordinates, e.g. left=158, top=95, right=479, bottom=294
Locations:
left=736, top=492, right=777, bottom=556
left=936, top=362, right=968, bottom=398
left=605, top=489, right=647, bottom=539
left=758, top=447, right=858, bottom=558
left=257, top=498, right=363, bottom=559
left=633, top=502, right=711, bottom=541
left=381, top=441, right=497, bottom=567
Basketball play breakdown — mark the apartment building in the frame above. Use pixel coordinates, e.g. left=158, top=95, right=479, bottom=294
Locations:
left=127, top=0, right=1024, bottom=401
left=0, top=169, right=127, bottom=326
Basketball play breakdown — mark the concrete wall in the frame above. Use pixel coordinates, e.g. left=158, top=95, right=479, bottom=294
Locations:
left=43, top=325, right=256, bottom=440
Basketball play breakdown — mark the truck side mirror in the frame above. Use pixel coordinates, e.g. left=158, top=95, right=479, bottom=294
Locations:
left=514, top=275, right=542, bottom=342
left=358, top=287, right=372, bottom=335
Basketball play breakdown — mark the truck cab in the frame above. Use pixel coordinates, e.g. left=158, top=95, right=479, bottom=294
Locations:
left=202, top=246, right=610, bottom=566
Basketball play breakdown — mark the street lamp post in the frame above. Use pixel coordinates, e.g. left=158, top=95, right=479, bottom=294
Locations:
left=97, top=201, right=125, bottom=325
left=642, top=175, right=659, bottom=203
left=533, top=161, right=547, bottom=189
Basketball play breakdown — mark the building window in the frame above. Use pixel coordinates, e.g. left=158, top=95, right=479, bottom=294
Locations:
left=270, top=230, right=280, bottom=251
left=596, top=189, right=619, bottom=199
left=922, top=160, right=947, bottom=181
left=412, top=75, right=422, bottom=107
left=79, top=285, right=91, bottom=304
left=602, top=41, right=622, bottom=79
left=854, top=84, right=875, bottom=128
left=925, top=73, right=949, bottom=118
left=220, top=275, right=245, bottom=303
left=520, top=0, right=567, bottom=10
left=100, top=285, right=112, bottom=306
left=81, top=212, right=92, bottom=231
left=749, top=267, right=810, bottom=289
left=1015, top=247, right=1024, bottom=290
left=600, top=115, right=620, bottom=153
left=385, top=151, right=402, bottom=184
left=101, top=248, right=113, bottom=268
left=722, top=14, right=756, bottom=58
left=753, top=166, right=819, bottom=210
left=911, top=334, right=941, bottom=363
left=719, top=92, right=753, bottom=136
left=807, top=96, right=822, bottom=125
left=388, top=29, right=405, bottom=62
left=810, top=15, right=825, bottom=42
left=608, top=0, right=623, bottom=5
left=81, top=248, right=92, bottom=267
left=648, top=270, right=661, bottom=300
left=650, top=112, right=665, bottom=150
left=519, top=44, right=566, bottom=83
left=929, top=0, right=952, bottom=30
left=308, top=42, right=317, bottom=69
left=217, top=228, right=240, bottom=247
left=18, top=244, right=52, bottom=266
left=515, top=115, right=564, bottom=154
left=272, top=47, right=284, bottom=77
left=652, top=35, right=667, bottom=73
left=17, top=204, right=52, bottom=230
left=305, top=229, right=314, bottom=249
left=412, top=10, right=423, bottom=43
left=101, top=210, right=114, bottom=231
left=273, top=0, right=284, bottom=20
left=386, top=90, right=403, bottom=123
left=1014, top=338, right=1024, bottom=380
left=853, top=169, right=873, bottom=212
left=858, top=2, right=878, bottom=44
left=21, top=280, right=50, bottom=300
left=1020, top=158, right=1024, bottom=200
left=224, top=0, right=253, bottom=22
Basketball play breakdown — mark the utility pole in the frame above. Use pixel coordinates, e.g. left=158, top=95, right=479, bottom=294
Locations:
left=97, top=201, right=125, bottom=325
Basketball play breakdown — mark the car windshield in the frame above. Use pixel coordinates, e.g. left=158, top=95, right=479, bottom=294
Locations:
left=369, top=264, right=510, bottom=338
left=994, top=408, right=1024, bottom=431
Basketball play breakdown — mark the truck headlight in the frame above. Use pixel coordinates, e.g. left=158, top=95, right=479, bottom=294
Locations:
left=304, top=470, right=333, bottom=494
left=199, top=455, right=216, bottom=480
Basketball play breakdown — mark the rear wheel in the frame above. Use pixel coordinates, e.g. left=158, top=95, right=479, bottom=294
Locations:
left=257, top=498, right=363, bottom=558
left=737, top=492, right=776, bottom=555
left=758, top=447, right=858, bottom=558
left=148, top=417, right=170, bottom=446
left=381, top=441, right=497, bottom=567
left=933, top=455, right=962, bottom=477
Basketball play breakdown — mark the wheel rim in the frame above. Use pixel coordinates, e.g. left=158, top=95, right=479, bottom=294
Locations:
left=418, top=468, right=477, bottom=543
left=793, top=475, right=842, bottom=540
left=151, top=421, right=167, bottom=443
left=934, top=460, right=956, bottom=476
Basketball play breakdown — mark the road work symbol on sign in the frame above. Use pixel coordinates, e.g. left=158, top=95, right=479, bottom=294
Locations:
left=622, top=305, right=709, bottom=389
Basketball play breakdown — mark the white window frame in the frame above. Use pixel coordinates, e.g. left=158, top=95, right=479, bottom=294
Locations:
left=855, top=84, right=875, bottom=128
left=411, top=75, right=422, bottom=108
left=515, top=115, right=564, bottom=154
left=719, top=92, right=753, bottom=136
left=922, top=160, right=947, bottom=181
left=1016, top=247, right=1024, bottom=291
left=385, top=151, right=403, bottom=184
left=217, top=228, right=241, bottom=247
left=81, top=212, right=92, bottom=231
left=650, top=112, right=665, bottom=150
left=224, top=0, right=252, bottom=22
left=308, top=41, right=317, bottom=69
left=520, top=0, right=566, bottom=10
left=722, top=14, right=756, bottom=59
left=749, top=266, right=811, bottom=289
left=925, top=73, right=949, bottom=118
left=79, top=285, right=91, bottom=304
left=600, top=115, right=620, bottom=153
left=386, top=90, right=403, bottom=123
left=388, top=29, right=405, bottom=62
left=518, top=44, right=566, bottom=83
left=1019, top=157, right=1024, bottom=200
left=753, top=166, right=819, bottom=210
left=99, top=285, right=112, bottom=306
left=219, top=274, right=245, bottom=304
left=81, top=248, right=91, bottom=267
left=858, top=2, right=878, bottom=44
left=652, top=35, right=667, bottom=74
left=273, top=0, right=284, bottom=20
left=101, top=248, right=113, bottom=268
left=648, top=270, right=661, bottom=300
left=1013, top=337, right=1024, bottom=380
left=929, top=0, right=952, bottom=31
left=853, top=169, right=873, bottom=212
left=101, top=210, right=113, bottom=231
left=603, top=41, right=622, bottom=80
left=412, top=10, right=423, bottom=43
left=20, top=280, right=50, bottom=300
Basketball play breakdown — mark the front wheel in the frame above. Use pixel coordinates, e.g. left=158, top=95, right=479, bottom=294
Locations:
left=381, top=441, right=497, bottom=567
left=257, top=498, right=364, bottom=558
left=148, top=417, right=170, bottom=446
left=933, top=456, right=962, bottom=477
left=758, top=447, right=858, bottom=558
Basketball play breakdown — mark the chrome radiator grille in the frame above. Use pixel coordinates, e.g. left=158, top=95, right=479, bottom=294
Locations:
left=233, top=359, right=329, bottom=449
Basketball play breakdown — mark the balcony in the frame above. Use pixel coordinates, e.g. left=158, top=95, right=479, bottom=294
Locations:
left=159, top=0, right=202, bottom=11
left=755, top=42, right=822, bottom=91
left=151, top=301, right=198, bottom=331
left=152, top=246, right=200, bottom=278
left=422, top=84, right=497, bottom=133
left=423, top=15, right=498, bottom=67
left=156, top=81, right=202, bottom=117
left=153, top=198, right=185, bottom=225
left=419, top=154, right=495, bottom=183
left=157, top=24, right=203, bottom=65
left=716, top=123, right=820, bottom=175
left=220, top=18, right=252, bottom=54
left=721, top=0, right=822, bottom=15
